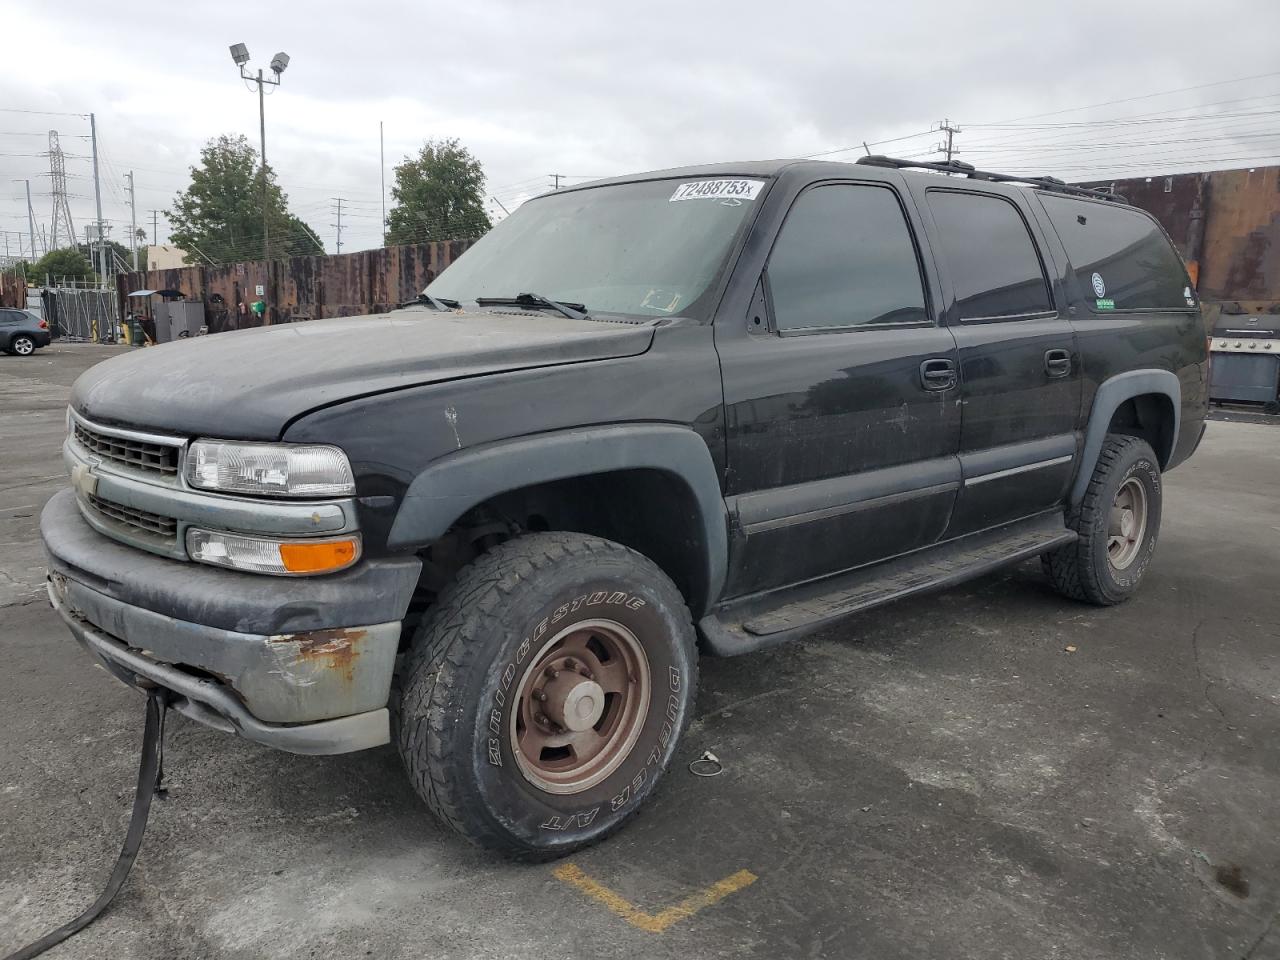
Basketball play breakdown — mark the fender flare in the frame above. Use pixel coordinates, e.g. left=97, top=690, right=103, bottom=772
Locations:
left=1070, top=369, right=1180, bottom=505
left=386, top=424, right=729, bottom=607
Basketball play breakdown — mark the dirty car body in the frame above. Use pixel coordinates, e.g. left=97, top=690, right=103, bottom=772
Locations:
left=42, top=158, right=1206, bottom=823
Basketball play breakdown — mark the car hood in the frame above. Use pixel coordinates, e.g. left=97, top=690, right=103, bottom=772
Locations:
left=72, top=306, right=657, bottom=439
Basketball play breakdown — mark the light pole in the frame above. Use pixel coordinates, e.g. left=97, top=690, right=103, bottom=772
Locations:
left=230, top=43, right=290, bottom=261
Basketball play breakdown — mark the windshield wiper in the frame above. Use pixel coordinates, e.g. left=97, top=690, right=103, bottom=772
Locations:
left=405, top=293, right=460, bottom=311
left=475, top=292, right=589, bottom=321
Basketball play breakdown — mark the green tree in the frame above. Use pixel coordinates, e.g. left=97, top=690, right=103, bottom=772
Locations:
left=167, top=134, right=321, bottom=263
left=30, top=247, right=95, bottom=283
left=385, top=138, right=491, bottom=245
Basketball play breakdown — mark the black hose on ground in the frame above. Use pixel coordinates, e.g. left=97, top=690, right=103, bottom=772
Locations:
left=3, top=689, right=168, bottom=960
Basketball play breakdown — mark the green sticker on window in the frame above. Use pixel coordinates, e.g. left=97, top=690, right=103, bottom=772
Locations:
left=1095, top=298, right=1115, bottom=310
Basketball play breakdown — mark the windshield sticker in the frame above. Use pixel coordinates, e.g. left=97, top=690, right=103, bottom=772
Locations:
left=669, top=179, right=765, bottom=203
left=1095, top=298, right=1115, bottom=311
left=1091, top=272, right=1106, bottom=297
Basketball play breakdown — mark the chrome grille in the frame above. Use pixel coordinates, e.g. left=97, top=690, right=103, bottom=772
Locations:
left=73, top=421, right=180, bottom=477
left=85, top=493, right=178, bottom=539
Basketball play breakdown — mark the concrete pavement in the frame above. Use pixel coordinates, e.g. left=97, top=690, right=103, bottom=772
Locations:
left=2, top=344, right=1278, bottom=959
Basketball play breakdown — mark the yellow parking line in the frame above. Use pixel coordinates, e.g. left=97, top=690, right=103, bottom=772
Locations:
left=552, top=863, right=757, bottom=933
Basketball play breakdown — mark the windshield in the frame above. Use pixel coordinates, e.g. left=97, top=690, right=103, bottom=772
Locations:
left=426, top=176, right=767, bottom=319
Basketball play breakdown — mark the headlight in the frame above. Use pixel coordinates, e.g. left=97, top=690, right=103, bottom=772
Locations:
left=186, top=528, right=361, bottom=576
left=185, top=440, right=355, bottom=498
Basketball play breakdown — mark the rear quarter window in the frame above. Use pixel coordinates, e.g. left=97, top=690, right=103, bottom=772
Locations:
left=1040, top=195, right=1192, bottom=311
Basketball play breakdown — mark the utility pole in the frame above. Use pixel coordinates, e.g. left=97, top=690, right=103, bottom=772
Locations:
left=331, top=197, right=345, bottom=254
left=126, top=171, right=138, bottom=271
left=90, top=113, right=108, bottom=284
left=379, top=120, right=386, bottom=246
left=149, top=210, right=161, bottom=248
left=258, top=68, right=268, bottom=260
left=935, top=119, right=961, bottom=163
left=23, top=180, right=38, bottom=260
left=550, top=173, right=563, bottom=191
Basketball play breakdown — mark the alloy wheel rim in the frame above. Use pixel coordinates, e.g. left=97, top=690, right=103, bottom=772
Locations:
left=14, top=338, right=33, bottom=355
left=1107, top=476, right=1148, bottom=570
left=509, top=618, right=651, bottom=795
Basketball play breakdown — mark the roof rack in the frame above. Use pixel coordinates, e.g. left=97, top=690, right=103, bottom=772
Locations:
left=855, top=155, right=1127, bottom=204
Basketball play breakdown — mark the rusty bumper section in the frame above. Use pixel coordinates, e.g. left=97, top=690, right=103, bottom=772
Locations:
left=48, top=576, right=395, bottom=755
left=40, top=487, right=422, bottom=755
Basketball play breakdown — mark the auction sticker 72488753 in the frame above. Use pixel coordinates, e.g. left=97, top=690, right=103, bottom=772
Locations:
left=669, top=179, right=765, bottom=202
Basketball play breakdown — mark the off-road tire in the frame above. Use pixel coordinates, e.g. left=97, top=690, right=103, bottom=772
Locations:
left=10, top=336, right=35, bottom=356
left=1042, top=434, right=1162, bottom=606
left=396, top=532, right=698, bottom=859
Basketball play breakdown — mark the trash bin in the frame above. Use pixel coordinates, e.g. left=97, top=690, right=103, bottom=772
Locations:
left=128, top=318, right=145, bottom=347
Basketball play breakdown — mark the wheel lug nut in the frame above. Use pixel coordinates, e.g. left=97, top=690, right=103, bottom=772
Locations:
left=545, top=667, right=559, bottom=679
left=536, top=691, right=548, bottom=702
left=564, top=658, right=576, bottom=670
left=535, top=713, right=548, bottom=725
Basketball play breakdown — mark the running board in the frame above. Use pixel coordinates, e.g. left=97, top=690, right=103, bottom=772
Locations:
left=699, top=513, right=1076, bottom=656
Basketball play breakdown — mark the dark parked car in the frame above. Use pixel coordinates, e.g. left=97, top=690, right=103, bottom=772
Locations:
left=41, top=156, right=1207, bottom=858
left=1, top=308, right=51, bottom=356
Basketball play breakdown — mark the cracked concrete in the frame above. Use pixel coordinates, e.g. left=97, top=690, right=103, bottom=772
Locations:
left=1, top=346, right=1278, bottom=959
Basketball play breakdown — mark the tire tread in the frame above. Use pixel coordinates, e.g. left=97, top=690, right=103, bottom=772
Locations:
left=1043, top=433, right=1155, bottom=606
left=397, top=531, right=696, bottom=858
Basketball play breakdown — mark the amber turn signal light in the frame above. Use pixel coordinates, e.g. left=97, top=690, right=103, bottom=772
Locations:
left=279, top=538, right=360, bottom=574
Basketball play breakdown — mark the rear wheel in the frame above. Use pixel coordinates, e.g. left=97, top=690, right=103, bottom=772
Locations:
left=10, top=336, right=35, bottom=356
left=396, top=532, right=697, bottom=859
left=1042, top=434, right=1162, bottom=605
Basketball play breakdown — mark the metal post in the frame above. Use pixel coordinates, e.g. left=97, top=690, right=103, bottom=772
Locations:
left=331, top=197, right=345, bottom=254
left=380, top=120, right=386, bottom=246
left=259, top=68, right=269, bottom=261
left=151, top=210, right=159, bottom=249
left=127, top=172, right=138, bottom=271
left=90, top=113, right=108, bottom=285
left=24, top=180, right=38, bottom=260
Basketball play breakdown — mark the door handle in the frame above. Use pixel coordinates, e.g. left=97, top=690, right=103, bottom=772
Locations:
left=1044, top=349, right=1072, bottom=378
left=920, top=358, right=957, bottom=392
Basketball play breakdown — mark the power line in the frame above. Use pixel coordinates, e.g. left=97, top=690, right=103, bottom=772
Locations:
left=803, top=128, right=936, bottom=160
left=967, top=69, right=1280, bottom=126
left=0, top=107, right=88, bottom=117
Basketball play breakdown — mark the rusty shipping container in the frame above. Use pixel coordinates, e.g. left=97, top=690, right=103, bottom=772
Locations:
left=115, top=240, right=473, bottom=334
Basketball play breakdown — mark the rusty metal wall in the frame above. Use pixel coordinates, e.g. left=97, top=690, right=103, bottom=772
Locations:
left=1197, top=167, right=1280, bottom=303
left=115, top=240, right=473, bottom=334
left=0, top=274, right=27, bottom=310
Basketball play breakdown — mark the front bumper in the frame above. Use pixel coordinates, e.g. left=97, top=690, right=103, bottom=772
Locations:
left=41, top=488, right=422, bottom=754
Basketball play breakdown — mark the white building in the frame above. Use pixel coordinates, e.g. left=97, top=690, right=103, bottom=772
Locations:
left=146, top=245, right=189, bottom=270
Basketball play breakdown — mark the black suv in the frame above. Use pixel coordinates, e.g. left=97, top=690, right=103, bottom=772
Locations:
left=42, top=156, right=1207, bottom=857
left=1, top=308, right=51, bottom=356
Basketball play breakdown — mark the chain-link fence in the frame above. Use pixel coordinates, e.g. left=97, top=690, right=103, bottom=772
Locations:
left=41, top=287, right=119, bottom=343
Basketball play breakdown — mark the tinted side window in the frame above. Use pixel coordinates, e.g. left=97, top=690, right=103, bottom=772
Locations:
left=767, top=184, right=927, bottom=331
left=927, top=191, right=1053, bottom=320
left=1040, top=196, right=1190, bottom=311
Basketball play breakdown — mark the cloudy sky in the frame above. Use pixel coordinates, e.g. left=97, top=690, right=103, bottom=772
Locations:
left=2, top=0, right=1278, bottom=259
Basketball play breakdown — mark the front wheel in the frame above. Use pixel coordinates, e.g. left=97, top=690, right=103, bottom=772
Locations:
left=1042, top=434, right=1163, bottom=605
left=396, top=532, right=698, bottom=858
